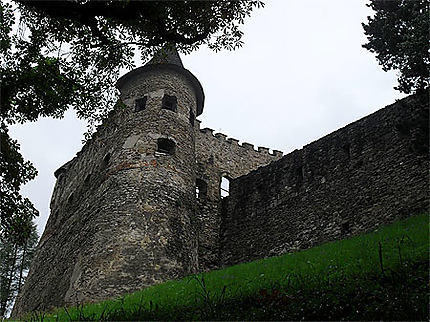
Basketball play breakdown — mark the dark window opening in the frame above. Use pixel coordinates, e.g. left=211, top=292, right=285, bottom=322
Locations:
left=189, top=109, right=195, bottom=127
left=84, top=173, right=91, bottom=183
left=103, top=153, right=111, bottom=164
left=196, top=178, right=208, bottom=200
left=157, top=138, right=176, bottom=155
left=220, top=176, right=230, bottom=198
left=296, top=166, right=303, bottom=187
left=135, top=97, right=147, bottom=112
left=162, top=94, right=177, bottom=112
left=395, top=121, right=411, bottom=136
left=341, top=221, right=351, bottom=235
left=342, top=143, right=351, bottom=159
left=68, top=193, right=74, bottom=204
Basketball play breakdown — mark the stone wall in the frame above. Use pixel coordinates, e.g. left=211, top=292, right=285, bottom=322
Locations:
left=194, top=124, right=282, bottom=269
left=219, top=94, right=429, bottom=266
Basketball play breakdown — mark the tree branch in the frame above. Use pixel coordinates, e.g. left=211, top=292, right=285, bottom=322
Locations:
left=15, top=0, right=211, bottom=47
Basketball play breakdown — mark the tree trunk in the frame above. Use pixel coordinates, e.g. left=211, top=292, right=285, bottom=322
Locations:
left=17, top=244, right=27, bottom=294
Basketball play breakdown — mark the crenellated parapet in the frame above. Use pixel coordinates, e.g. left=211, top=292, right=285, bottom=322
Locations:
left=197, top=126, right=282, bottom=160
left=195, top=124, right=283, bottom=193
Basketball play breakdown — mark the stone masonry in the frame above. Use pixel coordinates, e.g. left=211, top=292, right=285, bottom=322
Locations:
left=12, top=50, right=281, bottom=316
left=13, top=49, right=428, bottom=316
left=220, top=94, right=429, bottom=266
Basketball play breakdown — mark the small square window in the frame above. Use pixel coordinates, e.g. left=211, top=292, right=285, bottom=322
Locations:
left=135, top=97, right=147, bottom=112
left=157, top=138, right=176, bottom=155
left=162, top=94, right=177, bottom=112
left=341, top=221, right=351, bottom=235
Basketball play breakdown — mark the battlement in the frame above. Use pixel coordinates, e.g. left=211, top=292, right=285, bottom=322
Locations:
left=197, top=125, right=283, bottom=158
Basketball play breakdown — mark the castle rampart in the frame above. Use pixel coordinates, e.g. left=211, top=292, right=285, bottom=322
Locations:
left=219, top=94, right=429, bottom=266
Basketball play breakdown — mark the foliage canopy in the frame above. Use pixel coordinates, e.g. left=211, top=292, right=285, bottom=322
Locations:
left=362, top=0, right=429, bottom=94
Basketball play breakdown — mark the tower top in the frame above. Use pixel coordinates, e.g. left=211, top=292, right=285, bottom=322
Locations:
left=116, top=46, right=205, bottom=116
left=146, top=46, right=184, bottom=67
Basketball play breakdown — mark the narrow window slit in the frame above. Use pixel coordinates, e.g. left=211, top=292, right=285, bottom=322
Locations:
left=189, top=109, right=195, bottom=127
left=296, top=166, right=303, bottom=187
left=196, top=179, right=208, bottom=199
left=342, top=143, right=351, bottom=160
left=103, top=153, right=111, bottom=164
left=220, top=176, right=230, bottom=198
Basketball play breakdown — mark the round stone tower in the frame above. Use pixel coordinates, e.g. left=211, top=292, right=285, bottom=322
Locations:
left=12, top=48, right=205, bottom=315
left=92, top=48, right=205, bottom=295
left=76, top=48, right=205, bottom=300
left=111, top=48, right=205, bottom=284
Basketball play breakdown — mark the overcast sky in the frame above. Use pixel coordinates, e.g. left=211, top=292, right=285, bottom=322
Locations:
left=10, top=0, right=405, bottom=236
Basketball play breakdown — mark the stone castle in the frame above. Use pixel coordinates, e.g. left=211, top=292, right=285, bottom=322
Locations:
left=13, top=49, right=429, bottom=315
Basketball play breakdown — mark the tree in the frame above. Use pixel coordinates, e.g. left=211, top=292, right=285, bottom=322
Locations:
left=362, top=0, right=429, bottom=94
left=0, top=0, right=264, bottom=240
left=0, top=124, right=38, bottom=243
left=0, top=220, right=38, bottom=318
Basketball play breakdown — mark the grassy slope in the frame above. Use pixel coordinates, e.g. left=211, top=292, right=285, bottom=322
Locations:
left=27, top=213, right=429, bottom=321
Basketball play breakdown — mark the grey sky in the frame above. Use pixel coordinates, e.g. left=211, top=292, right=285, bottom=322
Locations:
left=9, top=0, right=404, bottom=236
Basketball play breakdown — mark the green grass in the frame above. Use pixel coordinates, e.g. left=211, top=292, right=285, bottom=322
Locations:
left=26, top=213, right=429, bottom=321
